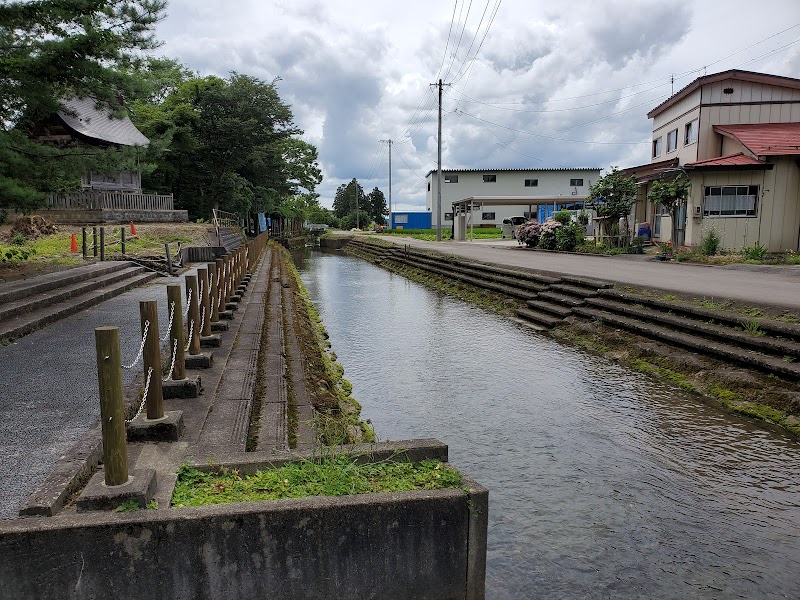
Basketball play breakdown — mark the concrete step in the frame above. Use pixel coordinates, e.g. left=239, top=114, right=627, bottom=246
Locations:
left=561, top=275, right=614, bottom=290
left=0, top=261, right=131, bottom=304
left=0, top=271, right=158, bottom=341
left=525, top=299, right=574, bottom=318
left=548, top=283, right=601, bottom=298
left=585, top=297, right=800, bottom=359
left=0, top=266, right=148, bottom=322
left=516, top=307, right=565, bottom=329
left=597, top=289, right=800, bottom=343
left=536, top=291, right=587, bottom=307
left=573, top=306, right=800, bottom=380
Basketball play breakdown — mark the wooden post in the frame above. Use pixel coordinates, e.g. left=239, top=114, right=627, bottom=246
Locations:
left=208, top=263, right=220, bottom=322
left=185, top=275, right=201, bottom=355
left=165, top=243, right=173, bottom=276
left=222, top=256, right=231, bottom=305
left=93, top=227, right=98, bottom=258
left=139, top=300, right=164, bottom=419
left=99, top=227, right=105, bottom=261
left=94, top=326, right=129, bottom=486
left=121, top=228, right=126, bottom=255
left=82, top=227, right=87, bottom=258
left=197, top=267, right=212, bottom=337
left=215, top=258, right=225, bottom=310
left=166, top=285, right=186, bottom=381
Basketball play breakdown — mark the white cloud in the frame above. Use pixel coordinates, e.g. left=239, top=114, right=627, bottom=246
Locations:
left=153, top=0, right=800, bottom=209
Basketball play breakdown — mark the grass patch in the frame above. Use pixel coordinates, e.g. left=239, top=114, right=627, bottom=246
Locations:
left=172, top=457, right=462, bottom=507
left=381, top=227, right=502, bottom=241
left=630, top=359, right=697, bottom=392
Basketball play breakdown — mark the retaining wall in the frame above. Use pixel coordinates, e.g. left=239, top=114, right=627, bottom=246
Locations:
left=42, top=208, right=189, bottom=224
left=0, top=478, right=487, bottom=600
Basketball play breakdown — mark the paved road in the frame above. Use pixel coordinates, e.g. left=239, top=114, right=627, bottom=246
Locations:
left=0, top=270, right=194, bottom=519
left=378, top=236, right=800, bottom=310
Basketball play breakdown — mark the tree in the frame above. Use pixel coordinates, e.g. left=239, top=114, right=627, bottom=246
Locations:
left=648, top=173, right=691, bottom=247
left=586, top=167, right=638, bottom=246
left=333, top=179, right=365, bottom=219
left=0, top=0, right=166, bottom=210
left=366, top=187, right=387, bottom=225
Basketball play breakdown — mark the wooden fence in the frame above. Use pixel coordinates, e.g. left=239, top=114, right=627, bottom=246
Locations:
left=48, top=191, right=175, bottom=211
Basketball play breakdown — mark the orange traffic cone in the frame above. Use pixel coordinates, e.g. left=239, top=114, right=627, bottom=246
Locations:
left=70, top=233, right=78, bottom=253
left=130, top=221, right=138, bottom=236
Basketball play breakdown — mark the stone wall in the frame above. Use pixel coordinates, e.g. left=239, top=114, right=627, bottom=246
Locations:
left=0, top=479, right=487, bottom=600
left=41, top=208, right=189, bottom=224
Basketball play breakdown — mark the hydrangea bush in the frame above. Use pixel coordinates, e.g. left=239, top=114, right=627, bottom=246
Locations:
left=516, top=222, right=541, bottom=247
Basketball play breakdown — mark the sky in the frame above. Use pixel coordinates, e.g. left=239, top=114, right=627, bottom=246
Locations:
left=153, top=0, right=800, bottom=211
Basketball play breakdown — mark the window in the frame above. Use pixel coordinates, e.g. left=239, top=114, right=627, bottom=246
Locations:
left=427, top=182, right=431, bottom=191
left=570, top=178, right=584, bottom=187
left=524, top=179, right=538, bottom=187
left=481, top=212, right=496, bottom=221
left=483, top=174, right=497, bottom=183
left=667, top=129, right=678, bottom=152
left=395, top=214, right=409, bottom=224
left=652, top=137, right=663, bottom=158
left=523, top=211, right=535, bottom=219
left=684, top=119, right=698, bottom=145
left=444, top=212, right=454, bottom=220
left=703, top=186, right=758, bottom=217
left=444, top=174, right=459, bottom=183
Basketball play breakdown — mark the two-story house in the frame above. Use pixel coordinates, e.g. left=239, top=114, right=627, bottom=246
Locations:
left=425, top=167, right=601, bottom=234
left=626, top=69, right=800, bottom=251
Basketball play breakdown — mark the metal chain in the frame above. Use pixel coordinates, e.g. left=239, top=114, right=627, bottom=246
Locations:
left=122, top=321, right=149, bottom=370
left=183, top=288, right=192, bottom=317
left=161, top=301, right=175, bottom=341
left=200, top=306, right=206, bottom=331
left=218, top=289, right=223, bottom=309
left=210, top=297, right=215, bottom=317
left=185, top=319, right=194, bottom=352
left=163, top=338, right=178, bottom=381
left=199, top=281, right=204, bottom=303
left=126, top=367, right=153, bottom=423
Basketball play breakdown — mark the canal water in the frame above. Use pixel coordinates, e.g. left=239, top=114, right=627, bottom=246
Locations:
left=293, top=249, right=800, bottom=599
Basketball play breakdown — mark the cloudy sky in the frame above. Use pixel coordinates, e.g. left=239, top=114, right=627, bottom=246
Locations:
left=153, top=0, right=800, bottom=211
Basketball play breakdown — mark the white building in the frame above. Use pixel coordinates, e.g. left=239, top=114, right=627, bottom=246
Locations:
left=424, top=168, right=602, bottom=229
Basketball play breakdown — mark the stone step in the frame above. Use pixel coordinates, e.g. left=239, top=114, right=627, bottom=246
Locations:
left=0, top=271, right=158, bottom=341
left=548, top=283, right=601, bottom=298
left=561, top=275, right=614, bottom=290
left=536, top=291, right=587, bottom=307
left=0, top=266, right=148, bottom=322
left=401, top=258, right=538, bottom=301
left=0, top=261, right=131, bottom=304
left=585, top=297, right=800, bottom=359
left=516, top=307, right=565, bottom=329
left=573, top=306, right=800, bottom=380
left=525, top=299, right=574, bottom=318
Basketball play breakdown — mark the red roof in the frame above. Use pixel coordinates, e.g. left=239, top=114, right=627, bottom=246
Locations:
left=685, top=153, right=769, bottom=168
left=713, top=123, right=800, bottom=156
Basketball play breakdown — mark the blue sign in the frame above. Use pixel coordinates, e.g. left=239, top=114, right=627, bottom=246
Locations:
left=258, top=213, right=267, bottom=232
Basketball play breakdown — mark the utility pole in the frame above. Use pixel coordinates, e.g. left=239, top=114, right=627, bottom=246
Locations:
left=380, top=139, right=393, bottom=229
left=430, top=79, right=450, bottom=241
left=353, top=180, right=359, bottom=230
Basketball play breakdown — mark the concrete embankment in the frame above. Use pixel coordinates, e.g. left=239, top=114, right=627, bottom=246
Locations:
left=342, top=236, right=800, bottom=437
left=1, top=235, right=487, bottom=600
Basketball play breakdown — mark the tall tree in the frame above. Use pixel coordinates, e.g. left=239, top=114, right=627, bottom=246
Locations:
left=332, top=179, right=365, bottom=219
left=586, top=167, right=638, bottom=245
left=367, top=187, right=387, bottom=225
left=0, top=0, right=166, bottom=210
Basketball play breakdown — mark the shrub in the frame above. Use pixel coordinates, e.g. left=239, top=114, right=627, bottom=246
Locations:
left=700, top=229, right=721, bottom=256
left=555, top=222, right=585, bottom=252
left=742, top=241, right=769, bottom=261
left=674, top=246, right=695, bottom=262
left=553, top=209, right=572, bottom=226
left=516, top=222, right=540, bottom=248
left=537, top=220, right=561, bottom=250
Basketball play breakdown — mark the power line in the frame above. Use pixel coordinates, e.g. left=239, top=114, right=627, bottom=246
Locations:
left=449, top=0, right=502, bottom=86
left=434, top=0, right=460, bottom=82
left=393, top=146, right=426, bottom=181
left=442, top=0, right=474, bottom=83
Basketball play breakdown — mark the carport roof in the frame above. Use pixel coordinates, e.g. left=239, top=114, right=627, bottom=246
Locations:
left=451, top=195, right=589, bottom=207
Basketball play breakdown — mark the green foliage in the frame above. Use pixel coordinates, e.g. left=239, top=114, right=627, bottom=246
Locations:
left=555, top=222, right=585, bottom=252
left=700, top=228, right=721, bottom=256
left=586, top=167, right=637, bottom=238
left=552, top=209, right=572, bottom=225
left=114, top=501, right=142, bottom=512
left=740, top=320, right=765, bottom=337
left=647, top=174, right=690, bottom=245
left=742, top=241, right=769, bottom=261
left=0, top=0, right=166, bottom=210
left=172, top=458, right=463, bottom=507
left=2, top=246, right=36, bottom=262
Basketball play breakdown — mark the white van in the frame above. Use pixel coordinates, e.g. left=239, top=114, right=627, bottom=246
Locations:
left=501, top=216, right=528, bottom=239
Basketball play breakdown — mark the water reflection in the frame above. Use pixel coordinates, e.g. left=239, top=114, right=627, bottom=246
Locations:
left=294, top=248, right=800, bottom=599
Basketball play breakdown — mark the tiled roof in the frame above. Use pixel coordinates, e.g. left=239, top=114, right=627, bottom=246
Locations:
left=713, top=123, right=800, bottom=156
left=57, top=97, right=149, bottom=146
left=685, top=152, right=772, bottom=169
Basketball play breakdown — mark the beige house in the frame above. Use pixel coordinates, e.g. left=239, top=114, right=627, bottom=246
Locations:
left=625, top=69, right=800, bottom=251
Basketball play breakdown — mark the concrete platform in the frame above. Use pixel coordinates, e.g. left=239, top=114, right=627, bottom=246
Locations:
left=162, top=377, right=201, bottom=399
left=185, top=352, right=213, bottom=369
left=127, top=411, right=185, bottom=442
left=75, top=468, right=156, bottom=512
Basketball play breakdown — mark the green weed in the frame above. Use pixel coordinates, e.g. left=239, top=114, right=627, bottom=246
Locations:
left=740, top=320, right=765, bottom=337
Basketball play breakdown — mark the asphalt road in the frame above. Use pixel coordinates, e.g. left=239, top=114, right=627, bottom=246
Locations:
left=378, top=236, right=800, bottom=310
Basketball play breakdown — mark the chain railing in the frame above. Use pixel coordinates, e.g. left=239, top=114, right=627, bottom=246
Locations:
left=122, top=321, right=149, bottom=370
